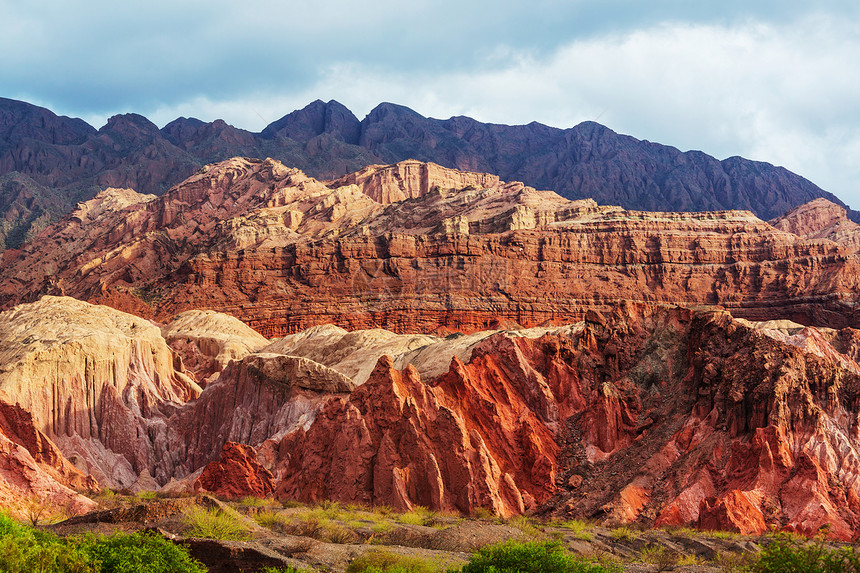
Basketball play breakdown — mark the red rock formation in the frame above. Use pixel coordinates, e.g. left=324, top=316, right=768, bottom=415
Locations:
left=196, top=442, right=274, bottom=499
left=257, top=305, right=860, bottom=539
left=0, top=401, right=97, bottom=492
left=0, top=400, right=97, bottom=516
left=1, top=158, right=858, bottom=336
left=272, top=353, right=553, bottom=516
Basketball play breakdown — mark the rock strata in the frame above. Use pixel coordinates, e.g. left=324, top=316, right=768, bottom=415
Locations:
left=0, top=158, right=858, bottom=336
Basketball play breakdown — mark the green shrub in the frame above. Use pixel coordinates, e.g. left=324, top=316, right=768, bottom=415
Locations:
left=458, top=540, right=620, bottom=573
left=0, top=512, right=203, bottom=573
left=750, top=536, right=860, bottom=573
left=346, top=549, right=435, bottom=573
left=78, top=531, right=205, bottom=573
left=0, top=512, right=93, bottom=573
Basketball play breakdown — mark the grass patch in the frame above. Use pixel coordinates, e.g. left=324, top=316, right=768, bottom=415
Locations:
left=713, top=550, right=757, bottom=572
left=254, top=509, right=287, bottom=531
left=346, top=549, right=436, bottom=573
left=395, top=506, right=438, bottom=527
left=709, top=529, right=742, bottom=540
left=184, top=506, right=253, bottom=540
left=676, top=554, right=705, bottom=566
left=240, top=496, right=269, bottom=507
left=504, top=515, right=543, bottom=538
left=609, top=526, right=638, bottom=542
left=636, top=545, right=677, bottom=571
left=552, top=518, right=594, bottom=541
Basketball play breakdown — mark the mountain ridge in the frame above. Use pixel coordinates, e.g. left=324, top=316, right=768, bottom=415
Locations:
left=0, top=96, right=854, bottom=251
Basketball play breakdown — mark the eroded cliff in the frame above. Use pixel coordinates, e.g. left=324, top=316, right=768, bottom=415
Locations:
left=1, top=158, right=858, bottom=336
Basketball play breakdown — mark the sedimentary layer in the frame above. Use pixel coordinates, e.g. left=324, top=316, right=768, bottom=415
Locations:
left=1, top=158, right=857, bottom=335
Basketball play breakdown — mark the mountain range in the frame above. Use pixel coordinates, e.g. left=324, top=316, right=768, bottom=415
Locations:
left=0, top=97, right=853, bottom=250
left=3, top=96, right=860, bottom=542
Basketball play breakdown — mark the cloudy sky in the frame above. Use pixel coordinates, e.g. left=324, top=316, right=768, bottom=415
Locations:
left=3, top=0, right=859, bottom=208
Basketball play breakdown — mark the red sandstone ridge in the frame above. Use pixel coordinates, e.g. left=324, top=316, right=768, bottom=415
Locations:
left=1, top=295, right=860, bottom=537
left=0, top=158, right=858, bottom=335
left=250, top=303, right=860, bottom=537
left=770, top=198, right=860, bottom=253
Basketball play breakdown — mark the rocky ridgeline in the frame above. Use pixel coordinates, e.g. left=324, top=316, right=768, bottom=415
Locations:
left=2, top=296, right=860, bottom=540
left=0, top=158, right=858, bottom=337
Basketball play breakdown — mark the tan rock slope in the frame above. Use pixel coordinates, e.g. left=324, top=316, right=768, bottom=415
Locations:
left=770, top=198, right=860, bottom=253
left=0, top=296, right=200, bottom=488
left=0, top=158, right=858, bottom=336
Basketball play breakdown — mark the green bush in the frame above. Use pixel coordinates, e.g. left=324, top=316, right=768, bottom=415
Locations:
left=751, top=536, right=860, bottom=573
left=0, top=512, right=93, bottom=573
left=0, top=512, right=203, bottom=573
left=78, top=531, right=205, bottom=573
left=458, top=540, right=619, bottom=573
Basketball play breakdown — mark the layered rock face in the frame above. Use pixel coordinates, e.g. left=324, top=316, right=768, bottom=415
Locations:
left=770, top=198, right=860, bottom=253
left=161, top=309, right=269, bottom=386
left=1, top=294, right=860, bottom=538
left=237, top=304, right=860, bottom=537
left=0, top=296, right=200, bottom=488
left=1, top=157, right=857, bottom=336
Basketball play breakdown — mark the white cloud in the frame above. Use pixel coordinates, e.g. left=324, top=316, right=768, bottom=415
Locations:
left=271, top=14, right=860, bottom=209
left=14, top=5, right=858, bottom=209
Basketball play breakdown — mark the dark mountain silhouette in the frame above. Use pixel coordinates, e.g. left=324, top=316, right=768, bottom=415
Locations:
left=0, top=96, right=853, bottom=249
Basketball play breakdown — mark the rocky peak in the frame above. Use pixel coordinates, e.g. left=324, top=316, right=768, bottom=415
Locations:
left=328, top=159, right=501, bottom=204
left=261, top=99, right=361, bottom=145
left=101, top=113, right=162, bottom=139
left=160, top=117, right=207, bottom=146
left=769, top=198, right=860, bottom=252
left=0, top=97, right=95, bottom=147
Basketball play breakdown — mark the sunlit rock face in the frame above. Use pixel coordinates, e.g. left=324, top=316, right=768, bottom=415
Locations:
left=1, top=158, right=858, bottom=338
left=1, top=294, right=860, bottom=538
left=0, top=155, right=859, bottom=538
left=0, top=296, right=200, bottom=488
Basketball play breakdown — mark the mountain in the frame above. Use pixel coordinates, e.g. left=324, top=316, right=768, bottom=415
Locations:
left=0, top=97, right=853, bottom=250
left=2, top=158, right=857, bottom=334
left=4, top=295, right=860, bottom=538
left=769, top=198, right=860, bottom=253
left=0, top=156, right=859, bottom=537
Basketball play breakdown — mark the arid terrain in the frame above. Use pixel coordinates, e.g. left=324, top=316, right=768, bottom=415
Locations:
left=1, top=99, right=860, bottom=571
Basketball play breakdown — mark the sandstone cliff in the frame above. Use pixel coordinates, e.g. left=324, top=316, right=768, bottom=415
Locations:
left=248, top=305, right=860, bottom=537
left=1, top=295, right=860, bottom=538
left=1, top=158, right=857, bottom=336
